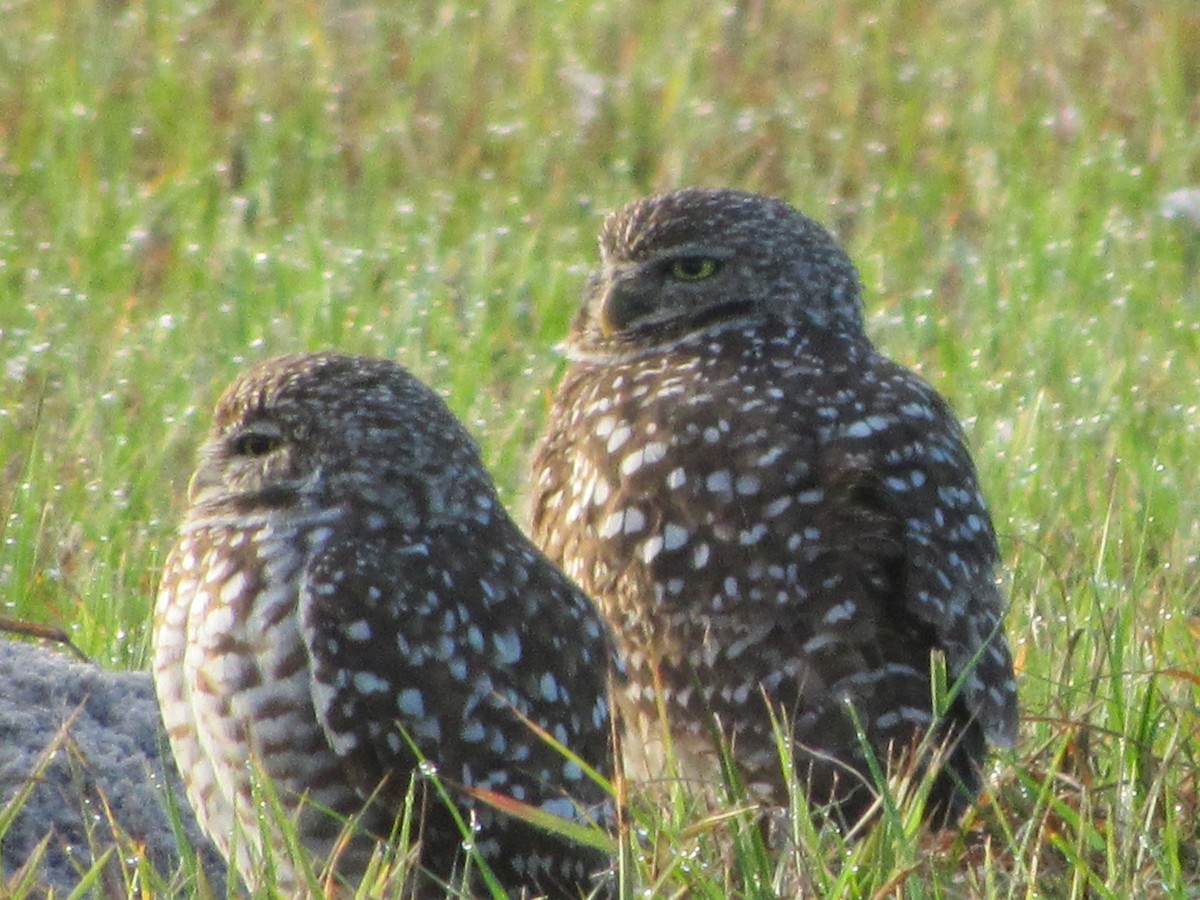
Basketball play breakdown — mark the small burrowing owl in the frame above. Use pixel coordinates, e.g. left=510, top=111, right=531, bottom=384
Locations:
left=529, top=188, right=1018, bottom=826
left=154, top=352, right=617, bottom=897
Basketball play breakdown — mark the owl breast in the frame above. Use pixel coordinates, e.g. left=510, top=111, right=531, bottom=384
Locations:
left=155, top=511, right=379, bottom=889
left=533, top=319, right=995, bottom=814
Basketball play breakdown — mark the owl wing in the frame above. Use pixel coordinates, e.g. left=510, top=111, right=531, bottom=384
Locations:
left=296, top=516, right=618, bottom=892
left=855, top=372, right=1019, bottom=748
left=297, top=528, right=464, bottom=802
left=296, top=517, right=615, bottom=814
left=895, top=467, right=1018, bottom=746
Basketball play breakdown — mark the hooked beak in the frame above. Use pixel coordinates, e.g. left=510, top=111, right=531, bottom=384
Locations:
left=186, top=456, right=222, bottom=506
left=596, top=273, right=654, bottom=338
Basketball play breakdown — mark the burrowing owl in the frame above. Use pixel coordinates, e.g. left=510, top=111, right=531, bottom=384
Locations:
left=153, top=352, right=617, bottom=897
left=529, top=188, right=1018, bottom=825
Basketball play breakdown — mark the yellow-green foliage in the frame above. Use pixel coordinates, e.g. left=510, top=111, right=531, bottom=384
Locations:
left=1, top=1, right=1197, bottom=896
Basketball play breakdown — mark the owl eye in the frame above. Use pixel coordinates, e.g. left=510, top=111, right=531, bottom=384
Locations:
left=668, top=257, right=721, bottom=281
left=229, top=427, right=283, bottom=458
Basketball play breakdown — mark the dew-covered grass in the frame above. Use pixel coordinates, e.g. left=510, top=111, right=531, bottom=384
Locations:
left=2, top=0, right=1198, bottom=896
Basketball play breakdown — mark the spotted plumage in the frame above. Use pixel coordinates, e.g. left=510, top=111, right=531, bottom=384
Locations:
left=153, top=352, right=617, bottom=897
left=529, top=188, right=1018, bottom=825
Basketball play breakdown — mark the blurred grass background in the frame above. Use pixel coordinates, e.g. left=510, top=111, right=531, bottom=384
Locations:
left=1, top=0, right=1198, bottom=895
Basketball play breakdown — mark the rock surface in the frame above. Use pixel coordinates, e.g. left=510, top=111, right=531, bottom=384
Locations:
left=0, top=639, right=229, bottom=896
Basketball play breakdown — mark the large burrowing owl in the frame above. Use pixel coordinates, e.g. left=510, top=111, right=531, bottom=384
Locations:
left=529, top=188, right=1018, bottom=825
left=153, top=352, right=617, bottom=897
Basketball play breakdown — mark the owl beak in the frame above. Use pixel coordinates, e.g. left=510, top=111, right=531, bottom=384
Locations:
left=597, top=284, right=620, bottom=338
left=187, top=467, right=214, bottom=505
left=597, top=276, right=648, bottom=338
left=187, top=451, right=223, bottom=505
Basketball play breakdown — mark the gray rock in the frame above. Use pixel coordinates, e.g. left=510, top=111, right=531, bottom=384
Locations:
left=0, top=639, right=230, bottom=896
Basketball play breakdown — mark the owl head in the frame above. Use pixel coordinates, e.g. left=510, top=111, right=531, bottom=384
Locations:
left=567, top=188, right=865, bottom=360
left=185, top=353, right=494, bottom=529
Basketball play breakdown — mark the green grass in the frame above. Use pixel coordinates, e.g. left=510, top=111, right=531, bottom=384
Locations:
left=2, top=0, right=1198, bottom=895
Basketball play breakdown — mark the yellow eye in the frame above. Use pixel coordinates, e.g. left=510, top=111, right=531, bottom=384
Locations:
left=669, top=257, right=721, bottom=281
left=230, top=427, right=283, bottom=458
